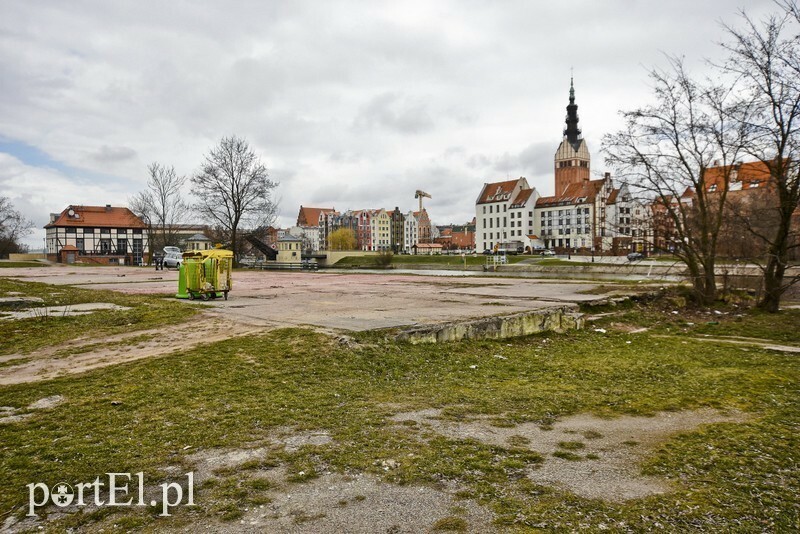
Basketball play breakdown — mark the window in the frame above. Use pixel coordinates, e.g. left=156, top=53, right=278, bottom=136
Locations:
left=100, top=239, right=111, bottom=253
left=66, top=227, right=76, bottom=234
left=483, top=206, right=486, bottom=214
left=529, top=211, right=533, bottom=217
left=503, top=205, right=507, bottom=212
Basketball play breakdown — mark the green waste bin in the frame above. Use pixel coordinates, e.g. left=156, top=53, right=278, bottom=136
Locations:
left=175, top=249, right=233, bottom=300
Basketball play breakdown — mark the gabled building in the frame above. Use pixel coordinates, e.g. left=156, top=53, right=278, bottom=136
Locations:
left=370, top=209, right=391, bottom=251
left=45, top=204, right=149, bottom=265
left=404, top=210, right=418, bottom=253
left=414, top=209, right=432, bottom=243
left=390, top=207, right=405, bottom=253
left=475, top=177, right=539, bottom=252
left=295, top=206, right=336, bottom=252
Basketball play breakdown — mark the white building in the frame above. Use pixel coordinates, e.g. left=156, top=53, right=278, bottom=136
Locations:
left=475, top=177, right=539, bottom=253
left=404, top=211, right=418, bottom=253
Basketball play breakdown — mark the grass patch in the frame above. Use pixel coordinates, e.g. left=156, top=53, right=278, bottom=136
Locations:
left=432, top=516, right=468, bottom=531
left=0, top=262, right=49, bottom=268
left=557, top=441, right=586, bottom=450
left=0, top=279, right=199, bottom=355
left=689, top=308, right=800, bottom=344
left=552, top=450, right=584, bottom=461
left=0, top=305, right=797, bottom=530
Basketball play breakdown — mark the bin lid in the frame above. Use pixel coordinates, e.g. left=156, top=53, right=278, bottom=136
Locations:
left=182, top=249, right=233, bottom=260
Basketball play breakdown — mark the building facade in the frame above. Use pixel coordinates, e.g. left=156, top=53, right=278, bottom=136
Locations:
left=475, top=177, right=539, bottom=253
left=45, top=205, right=149, bottom=265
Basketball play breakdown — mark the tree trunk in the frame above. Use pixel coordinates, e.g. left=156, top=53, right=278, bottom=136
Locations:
left=702, top=267, right=717, bottom=306
left=758, top=255, right=785, bottom=313
left=231, top=226, right=238, bottom=267
left=757, top=215, right=791, bottom=313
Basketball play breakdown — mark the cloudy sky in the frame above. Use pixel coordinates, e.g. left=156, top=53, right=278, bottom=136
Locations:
left=0, top=0, right=779, bottom=249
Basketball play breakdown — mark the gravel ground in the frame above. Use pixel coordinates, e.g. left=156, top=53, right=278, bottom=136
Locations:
left=390, top=408, right=749, bottom=501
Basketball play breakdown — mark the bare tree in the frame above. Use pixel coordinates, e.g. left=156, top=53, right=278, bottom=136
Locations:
left=130, top=163, right=190, bottom=256
left=192, top=136, right=278, bottom=262
left=0, top=197, right=33, bottom=258
left=603, top=59, right=748, bottom=304
left=719, top=4, right=800, bottom=312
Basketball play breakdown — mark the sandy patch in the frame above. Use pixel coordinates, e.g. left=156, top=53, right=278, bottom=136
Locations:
left=0, top=302, right=130, bottom=320
left=0, top=395, right=65, bottom=424
left=202, top=471, right=497, bottom=534
left=178, top=428, right=493, bottom=533
left=0, top=314, right=261, bottom=385
left=390, top=408, right=748, bottom=501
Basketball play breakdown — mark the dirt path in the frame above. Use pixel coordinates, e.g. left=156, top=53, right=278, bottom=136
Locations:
left=652, top=334, right=800, bottom=353
left=0, top=314, right=263, bottom=385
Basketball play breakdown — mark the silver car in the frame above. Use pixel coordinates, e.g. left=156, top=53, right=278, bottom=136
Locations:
left=163, top=251, right=183, bottom=269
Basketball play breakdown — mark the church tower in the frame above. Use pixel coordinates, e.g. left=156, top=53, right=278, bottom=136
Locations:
left=554, top=77, right=590, bottom=195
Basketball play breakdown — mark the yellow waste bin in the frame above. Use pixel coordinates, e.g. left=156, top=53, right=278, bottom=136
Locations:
left=177, top=249, right=233, bottom=300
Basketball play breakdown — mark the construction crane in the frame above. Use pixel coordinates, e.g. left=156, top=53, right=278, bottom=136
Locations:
left=414, top=190, right=431, bottom=212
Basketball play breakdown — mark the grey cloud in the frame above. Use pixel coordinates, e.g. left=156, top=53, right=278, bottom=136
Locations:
left=353, top=93, right=435, bottom=135
left=0, top=0, right=782, bottom=246
left=91, top=145, right=137, bottom=163
left=518, top=142, right=554, bottom=176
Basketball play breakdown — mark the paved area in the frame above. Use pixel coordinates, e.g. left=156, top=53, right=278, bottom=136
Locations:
left=3, top=265, right=617, bottom=331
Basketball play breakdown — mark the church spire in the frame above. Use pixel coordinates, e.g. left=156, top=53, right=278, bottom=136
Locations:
left=563, top=76, right=582, bottom=151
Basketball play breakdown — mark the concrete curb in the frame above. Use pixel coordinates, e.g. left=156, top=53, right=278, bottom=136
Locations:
left=395, top=305, right=584, bottom=344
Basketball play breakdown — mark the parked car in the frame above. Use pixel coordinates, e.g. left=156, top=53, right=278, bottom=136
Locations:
left=483, top=249, right=493, bottom=255
left=540, top=249, right=556, bottom=256
left=627, top=252, right=644, bottom=261
left=163, top=251, right=183, bottom=269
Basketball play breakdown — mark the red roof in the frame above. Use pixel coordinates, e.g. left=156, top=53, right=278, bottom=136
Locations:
left=703, top=161, right=772, bottom=192
left=476, top=179, right=519, bottom=204
left=536, top=179, right=604, bottom=208
left=45, top=205, right=145, bottom=229
left=297, top=206, right=335, bottom=227
left=510, top=188, right=534, bottom=207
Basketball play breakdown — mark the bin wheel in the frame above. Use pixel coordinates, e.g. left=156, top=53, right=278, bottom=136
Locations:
left=201, top=293, right=210, bottom=301
left=189, top=293, right=195, bottom=300
left=224, top=292, right=228, bottom=301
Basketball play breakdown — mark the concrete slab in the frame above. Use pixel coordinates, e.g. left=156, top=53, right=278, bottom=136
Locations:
left=1, top=266, right=616, bottom=332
